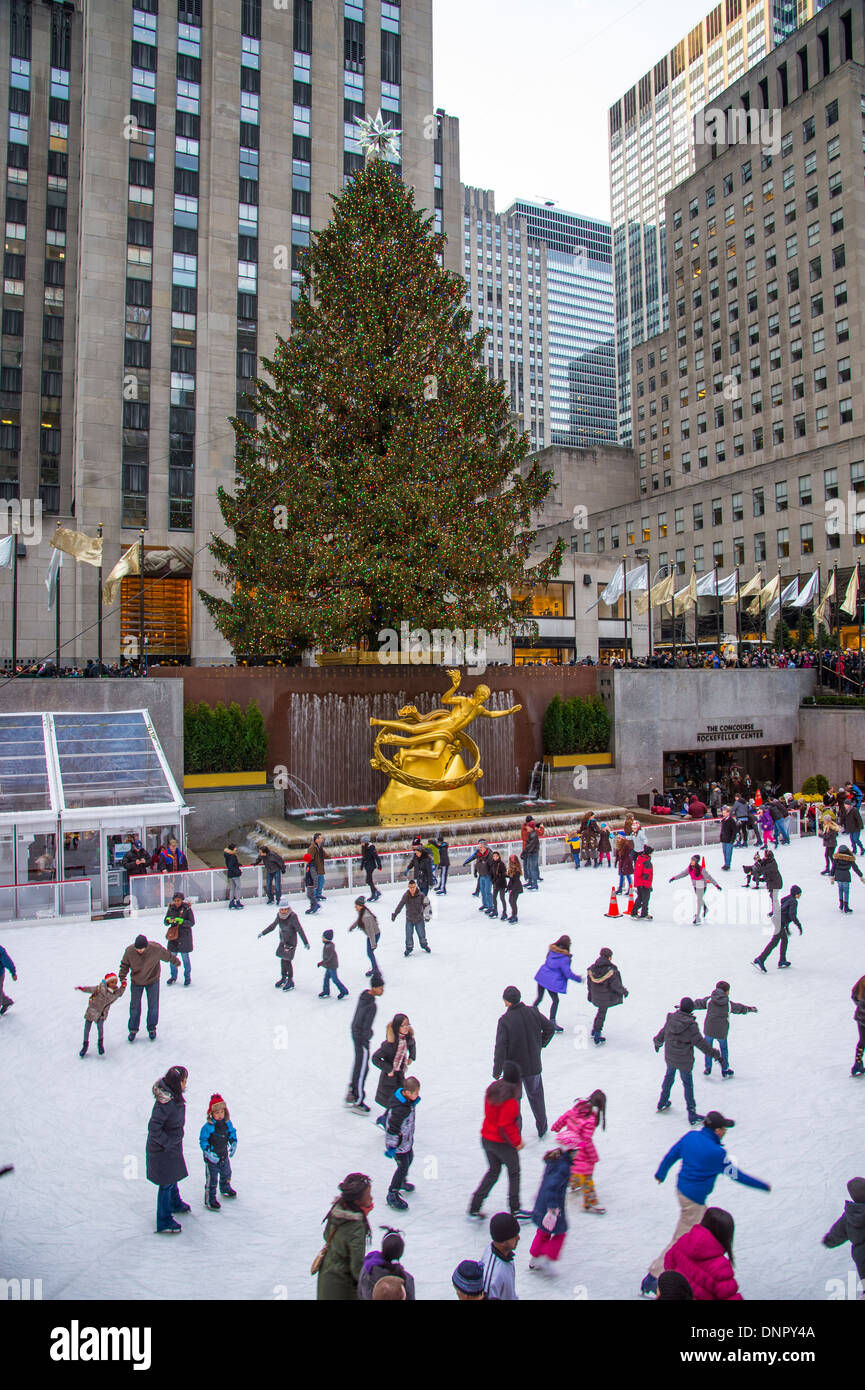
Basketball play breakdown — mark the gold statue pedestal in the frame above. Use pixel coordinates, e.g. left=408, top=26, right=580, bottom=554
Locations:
left=377, top=753, right=484, bottom=825
left=370, top=670, right=521, bottom=826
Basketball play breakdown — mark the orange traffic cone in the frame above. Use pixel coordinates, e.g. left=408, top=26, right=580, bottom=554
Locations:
left=625, top=887, right=636, bottom=916
left=604, top=885, right=619, bottom=918
left=701, top=855, right=706, bottom=871
left=754, top=789, right=763, bottom=807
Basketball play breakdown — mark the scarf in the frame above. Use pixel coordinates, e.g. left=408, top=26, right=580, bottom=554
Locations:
left=393, top=1033, right=409, bottom=1074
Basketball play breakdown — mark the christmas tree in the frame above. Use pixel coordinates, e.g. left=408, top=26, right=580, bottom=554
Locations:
left=202, top=155, right=563, bottom=657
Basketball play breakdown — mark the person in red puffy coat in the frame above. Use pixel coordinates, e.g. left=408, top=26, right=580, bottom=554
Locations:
left=468, top=1062, right=525, bottom=1219
left=664, top=1207, right=742, bottom=1300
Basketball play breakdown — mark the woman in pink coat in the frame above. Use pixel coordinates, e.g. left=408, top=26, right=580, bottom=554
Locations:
left=550, top=1089, right=606, bottom=1213
left=664, top=1207, right=742, bottom=1301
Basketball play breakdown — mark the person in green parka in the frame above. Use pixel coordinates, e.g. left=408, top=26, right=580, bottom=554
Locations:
left=316, top=1172, right=374, bottom=1301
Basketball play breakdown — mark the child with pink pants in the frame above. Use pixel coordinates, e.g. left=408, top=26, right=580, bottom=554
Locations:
left=528, top=1148, right=573, bottom=1272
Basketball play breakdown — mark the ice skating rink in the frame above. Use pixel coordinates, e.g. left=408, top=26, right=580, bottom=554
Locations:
left=0, top=835, right=859, bottom=1301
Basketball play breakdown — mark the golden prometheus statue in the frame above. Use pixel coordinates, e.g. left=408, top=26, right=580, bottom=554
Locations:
left=369, top=669, right=522, bottom=824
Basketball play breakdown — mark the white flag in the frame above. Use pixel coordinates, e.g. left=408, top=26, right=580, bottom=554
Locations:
left=0, top=534, right=13, bottom=570
left=714, top=571, right=738, bottom=599
left=724, top=570, right=762, bottom=605
left=46, top=546, right=64, bottom=609
left=767, top=577, right=799, bottom=622
left=625, top=563, right=648, bottom=592
left=600, top=563, right=625, bottom=607
left=791, top=570, right=819, bottom=608
left=841, top=567, right=859, bottom=618
left=696, top=569, right=720, bottom=597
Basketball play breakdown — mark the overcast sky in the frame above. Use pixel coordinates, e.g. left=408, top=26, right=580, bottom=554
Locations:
left=432, top=0, right=714, bottom=223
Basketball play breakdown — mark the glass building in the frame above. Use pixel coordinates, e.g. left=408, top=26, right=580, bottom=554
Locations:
left=509, top=201, right=616, bottom=449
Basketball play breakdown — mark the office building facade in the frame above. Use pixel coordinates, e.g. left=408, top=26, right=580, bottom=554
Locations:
left=1, top=0, right=455, bottom=666
left=610, top=0, right=830, bottom=447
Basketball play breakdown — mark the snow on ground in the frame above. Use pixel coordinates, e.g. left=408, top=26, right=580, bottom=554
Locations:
left=0, top=834, right=862, bottom=1302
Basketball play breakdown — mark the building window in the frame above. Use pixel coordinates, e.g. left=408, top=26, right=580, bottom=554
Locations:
left=777, top=528, right=789, bottom=559
left=754, top=533, right=766, bottom=562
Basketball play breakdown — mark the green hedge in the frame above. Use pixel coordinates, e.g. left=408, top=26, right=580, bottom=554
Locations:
left=183, top=700, right=269, bottom=773
left=542, top=694, right=611, bottom=755
left=801, top=774, right=830, bottom=795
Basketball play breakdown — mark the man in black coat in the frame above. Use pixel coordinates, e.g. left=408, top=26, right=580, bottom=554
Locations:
left=757, top=848, right=783, bottom=917
left=844, top=803, right=865, bottom=856
left=586, top=947, right=628, bottom=1045
left=360, top=839, right=382, bottom=901
left=434, top=833, right=450, bottom=895
left=405, top=846, right=435, bottom=896
left=346, top=971, right=384, bottom=1112
left=258, top=905, right=310, bottom=991
left=753, top=886, right=802, bottom=971
left=493, top=985, right=556, bottom=1138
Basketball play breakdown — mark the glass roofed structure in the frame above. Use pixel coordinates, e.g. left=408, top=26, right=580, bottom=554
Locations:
left=0, top=710, right=186, bottom=920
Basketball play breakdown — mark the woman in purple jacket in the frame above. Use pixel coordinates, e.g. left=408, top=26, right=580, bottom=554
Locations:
left=533, top=935, right=583, bottom=1033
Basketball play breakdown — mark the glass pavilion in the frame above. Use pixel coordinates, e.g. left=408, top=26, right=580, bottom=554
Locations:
left=0, top=710, right=186, bottom=919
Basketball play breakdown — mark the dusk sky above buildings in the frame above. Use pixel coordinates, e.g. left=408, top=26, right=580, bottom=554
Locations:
left=433, top=0, right=718, bottom=219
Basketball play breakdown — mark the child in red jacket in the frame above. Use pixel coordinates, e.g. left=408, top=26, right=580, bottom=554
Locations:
left=551, top=1089, right=606, bottom=1212
left=468, top=1064, right=525, bottom=1219
left=633, top=847, right=654, bottom=919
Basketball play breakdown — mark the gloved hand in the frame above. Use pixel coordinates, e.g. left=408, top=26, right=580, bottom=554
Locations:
left=229, top=1143, right=237, bottom=1158
left=391, top=914, right=396, bottom=922
left=542, top=1207, right=560, bottom=1233
left=797, top=925, right=803, bottom=935
left=383, top=1149, right=397, bottom=1159
left=623, top=989, right=630, bottom=998
left=304, top=943, right=310, bottom=950
left=257, top=931, right=264, bottom=938
left=748, top=1006, right=758, bottom=1013
left=203, top=1151, right=219, bottom=1165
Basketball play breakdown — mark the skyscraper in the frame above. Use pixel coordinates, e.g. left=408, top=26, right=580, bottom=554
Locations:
left=609, top=0, right=831, bottom=447
left=2, top=0, right=455, bottom=665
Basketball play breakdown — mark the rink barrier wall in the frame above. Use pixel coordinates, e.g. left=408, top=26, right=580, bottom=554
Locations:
left=0, top=877, right=92, bottom=926
left=126, top=811, right=802, bottom=917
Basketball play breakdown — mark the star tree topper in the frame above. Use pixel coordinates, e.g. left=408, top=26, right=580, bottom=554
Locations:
left=355, top=108, right=401, bottom=160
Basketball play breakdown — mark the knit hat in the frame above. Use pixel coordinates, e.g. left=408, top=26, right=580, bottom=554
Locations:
left=322, top=929, right=334, bottom=941
left=502, top=985, right=521, bottom=1005
left=679, top=996, right=695, bottom=1013
left=103, top=972, right=118, bottom=986
left=790, top=884, right=802, bottom=895
left=716, top=981, right=730, bottom=992
left=489, top=1212, right=520, bottom=1242
left=302, top=852, right=312, bottom=862
left=207, top=1093, right=227, bottom=1117
left=368, top=971, right=385, bottom=988
left=339, top=1172, right=371, bottom=1202
left=134, top=934, right=148, bottom=949
left=847, top=1177, right=865, bottom=1203
left=452, top=1259, right=485, bottom=1294
left=354, top=896, right=366, bottom=906
left=704, top=1110, right=734, bottom=1130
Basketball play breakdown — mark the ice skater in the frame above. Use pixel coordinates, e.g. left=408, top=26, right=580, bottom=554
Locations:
left=653, top=996, right=723, bottom=1123
left=223, top=843, right=245, bottom=910
left=146, top=1065, right=191, bottom=1235
left=692, top=981, right=758, bottom=1076
left=0, top=943, right=17, bottom=1017
left=74, top=971, right=126, bottom=1057
left=532, top=935, right=583, bottom=1032
left=669, top=856, right=721, bottom=924
left=468, top=1062, right=525, bottom=1219
left=506, top=855, right=523, bottom=921
left=383, top=1075, right=420, bottom=1212
left=345, top=971, right=384, bottom=1112
left=551, top=1089, right=606, bottom=1212
left=391, top=880, right=431, bottom=956
left=199, top=1093, right=237, bottom=1210
left=832, top=841, right=864, bottom=913
left=350, top=896, right=381, bottom=976
left=527, top=1147, right=574, bottom=1273
left=850, top=975, right=865, bottom=1077
left=318, top=929, right=349, bottom=999
left=359, top=839, right=382, bottom=901
left=752, top=885, right=802, bottom=972
left=586, top=947, right=628, bottom=1045
left=640, top=1110, right=770, bottom=1296
left=258, top=903, right=310, bottom=991
left=372, top=1013, right=416, bottom=1125
left=164, top=892, right=194, bottom=987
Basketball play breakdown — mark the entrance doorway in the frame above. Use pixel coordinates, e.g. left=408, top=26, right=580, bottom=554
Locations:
left=663, top=744, right=793, bottom=804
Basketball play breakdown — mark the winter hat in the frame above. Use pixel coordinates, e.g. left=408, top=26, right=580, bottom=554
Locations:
left=339, top=1172, right=371, bottom=1203
left=134, top=934, right=148, bottom=948
left=368, top=971, right=385, bottom=988
left=354, top=896, right=366, bottom=906
left=302, top=853, right=312, bottom=863
left=704, top=1110, right=734, bottom=1130
left=716, top=981, right=731, bottom=992
left=502, top=985, right=522, bottom=1005
left=322, top=929, right=334, bottom=941
left=452, top=1260, right=485, bottom=1295
left=103, top=972, right=118, bottom=986
left=847, top=1177, right=865, bottom=1203
left=679, top=996, right=695, bottom=1013
left=490, top=1212, right=520, bottom=1242
left=207, top=1093, right=227, bottom=1117
left=790, top=884, right=802, bottom=895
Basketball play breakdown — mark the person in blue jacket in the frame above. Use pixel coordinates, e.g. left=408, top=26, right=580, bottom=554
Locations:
left=0, top=943, right=16, bottom=1016
left=533, top=935, right=583, bottom=1034
left=640, top=1109, right=770, bottom=1295
left=199, top=1093, right=238, bottom=1211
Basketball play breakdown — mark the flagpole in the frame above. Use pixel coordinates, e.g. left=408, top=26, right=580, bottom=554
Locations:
left=817, top=563, right=823, bottom=690
left=734, top=564, right=741, bottom=657
left=857, top=560, right=862, bottom=693
left=623, top=554, right=630, bottom=663
left=776, top=564, right=782, bottom=650
left=672, top=577, right=677, bottom=666
left=10, top=522, right=18, bottom=678
left=833, top=562, right=839, bottom=686
left=55, top=565, right=61, bottom=674
left=647, top=573, right=654, bottom=663
left=692, top=563, right=698, bottom=655
left=96, top=522, right=103, bottom=677
left=715, top=568, right=722, bottom=658
left=138, top=529, right=145, bottom=676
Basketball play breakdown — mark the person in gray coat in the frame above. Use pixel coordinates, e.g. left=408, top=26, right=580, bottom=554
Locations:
left=146, top=1065, right=190, bottom=1234
left=391, top=881, right=430, bottom=956
left=653, top=997, right=722, bottom=1125
left=350, top=897, right=381, bottom=976
left=258, top=905, right=310, bottom=991
left=692, top=981, right=758, bottom=1078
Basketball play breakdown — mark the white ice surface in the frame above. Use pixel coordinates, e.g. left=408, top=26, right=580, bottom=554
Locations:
left=0, top=836, right=860, bottom=1301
